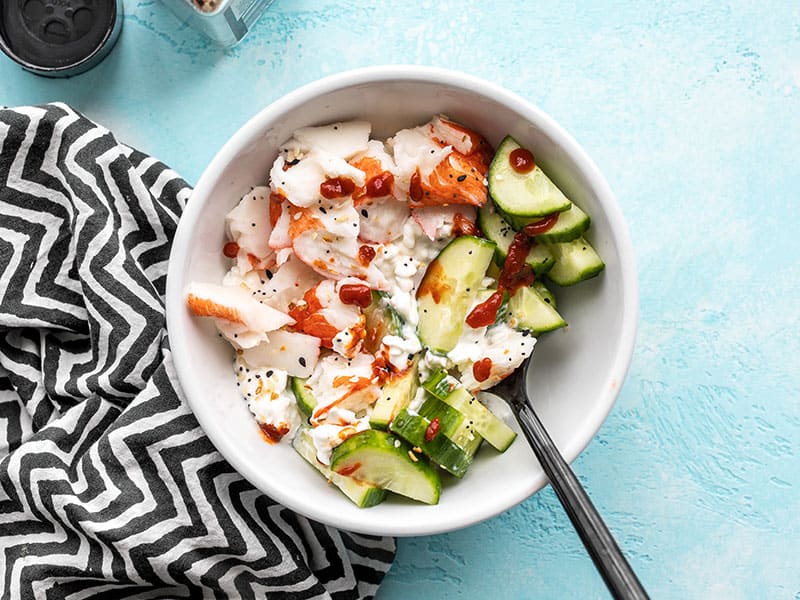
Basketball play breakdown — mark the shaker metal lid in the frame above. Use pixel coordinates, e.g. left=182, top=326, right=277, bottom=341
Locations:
left=0, top=0, right=122, bottom=77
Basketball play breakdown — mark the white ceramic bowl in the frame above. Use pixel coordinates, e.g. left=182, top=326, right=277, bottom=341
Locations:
left=165, top=66, right=638, bottom=537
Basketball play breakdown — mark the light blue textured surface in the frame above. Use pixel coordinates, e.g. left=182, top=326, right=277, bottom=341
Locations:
left=2, top=1, right=799, bottom=598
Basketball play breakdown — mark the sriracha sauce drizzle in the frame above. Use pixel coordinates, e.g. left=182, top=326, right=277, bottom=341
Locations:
left=424, top=417, right=441, bottom=442
left=466, top=290, right=504, bottom=328
left=499, top=232, right=536, bottom=293
left=465, top=229, right=540, bottom=328
left=222, top=241, right=239, bottom=258
left=409, top=170, right=423, bottom=202
left=320, top=177, right=356, bottom=199
left=358, top=244, right=376, bottom=266
left=472, top=358, right=493, bottom=383
left=453, top=213, right=479, bottom=237
left=365, top=171, right=394, bottom=198
left=522, top=212, right=559, bottom=236
left=338, top=283, right=372, bottom=308
left=509, top=148, right=536, bottom=173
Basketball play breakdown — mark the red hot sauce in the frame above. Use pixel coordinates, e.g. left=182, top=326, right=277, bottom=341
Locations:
left=320, top=177, right=356, bottom=199
left=472, top=358, right=493, bottom=383
left=338, top=283, right=372, bottom=308
left=509, top=148, right=536, bottom=173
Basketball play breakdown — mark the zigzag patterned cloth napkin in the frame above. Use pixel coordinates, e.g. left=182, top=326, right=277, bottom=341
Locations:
left=0, top=104, right=395, bottom=599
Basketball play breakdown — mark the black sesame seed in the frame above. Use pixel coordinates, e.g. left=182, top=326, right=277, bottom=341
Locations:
left=361, top=209, right=369, bottom=218
left=233, top=334, right=238, bottom=338
left=320, top=207, right=328, bottom=214
left=265, top=269, right=274, bottom=279
left=299, top=357, right=307, bottom=367
left=251, top=223, right=256, bottom=227
left=457, top=175, right=467, bottom=182
left=266, top=370, right=274, bottom=377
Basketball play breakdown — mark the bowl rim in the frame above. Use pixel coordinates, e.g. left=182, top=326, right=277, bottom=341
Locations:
left=165, top=64, right=639, bottom=536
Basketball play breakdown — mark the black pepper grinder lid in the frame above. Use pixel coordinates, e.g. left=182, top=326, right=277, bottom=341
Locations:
left=0, top=0, right=123, bottom=78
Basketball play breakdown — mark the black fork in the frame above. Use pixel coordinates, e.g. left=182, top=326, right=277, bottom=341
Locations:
left=491, top=357, right=650, bottom=600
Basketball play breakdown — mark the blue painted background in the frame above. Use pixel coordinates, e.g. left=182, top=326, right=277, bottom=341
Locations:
left=2, top=1, right=799, bottom=598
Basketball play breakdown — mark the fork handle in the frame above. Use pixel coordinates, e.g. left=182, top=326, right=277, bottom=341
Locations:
left=517, top=404, right=650, bottom=600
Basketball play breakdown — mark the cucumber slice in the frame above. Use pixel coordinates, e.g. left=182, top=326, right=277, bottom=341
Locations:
left=545, top=236, right=605, bottom=286
left=329, top=429, right=441, bottom=504
left=421, top=369, right=454, bottom=401
left=389, top=408, right=480, bottom=478
left=506, top=203, right=591, bottom=243
left=489, top=135, right=572, bottom=219
left=363, top=291, right=403, bottom=354
left=290, top=377, right=317, bottom=419
left=416, top=235, right=496, bottom=353
left=422, top=372, right=516, bottom=451
left=508, top=284, right=567, bottom=334
left=532, top=280, right=557, bottom=309
left=370, top=359, right=419, bottom=430
left=477, top=203, right=554, bottom=275
left=438, top=387, right=517, bottom=452
left=418, top=395, right=483, bottom=450
left=293, top=428, right=386, bottom=508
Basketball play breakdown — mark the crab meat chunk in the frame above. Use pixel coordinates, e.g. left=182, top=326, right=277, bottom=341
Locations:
left=389, top=117, right=492, bottom=207
left=289, top=200, right=388, bottom=289
left=225, top=186, right=275, bottom=272
left=257, top=253, right=323, bottom=311
left=305, top=352, right=381, bottom=427
left=282, top=121, right=371, bottom=161
left=270, top=149, right=366, bottom=208
left=411, top=204, right=477, bottom=241
left=288, top=279, right=366, bottom=358
left=240, top=329, right=321, bottom=378
left=185, top=282, right=294, bottom=349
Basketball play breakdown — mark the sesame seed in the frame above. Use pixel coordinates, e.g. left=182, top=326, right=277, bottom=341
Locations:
left=457, top=175, right=466, bottom=182
left=299, top=357, right=307, bottom=367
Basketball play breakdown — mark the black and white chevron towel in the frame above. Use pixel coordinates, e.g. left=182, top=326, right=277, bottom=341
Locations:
left=0, top=104, right=395, bottom=599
